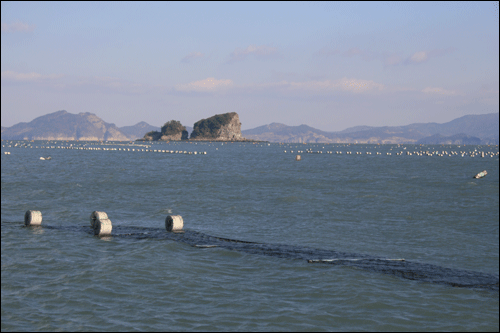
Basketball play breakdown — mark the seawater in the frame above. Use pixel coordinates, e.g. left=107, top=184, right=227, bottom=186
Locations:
left=1, top=141, right=498, bottom=331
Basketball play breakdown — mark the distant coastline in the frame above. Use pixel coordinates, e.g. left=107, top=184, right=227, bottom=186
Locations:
left=1, top=111, right=498, bottom=145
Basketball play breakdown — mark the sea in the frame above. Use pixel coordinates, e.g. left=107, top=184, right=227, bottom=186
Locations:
left=1, top=140, right=498, bottom=331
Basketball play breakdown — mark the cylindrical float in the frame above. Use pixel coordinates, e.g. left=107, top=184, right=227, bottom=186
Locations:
left=25, top=210, right=42, bottom=226
left=90, top=211, right=108, bottom=228
left=296, top=155, right=301, bottom=161
left=473, top=170, right=487, bottom=179
left=165, top=215, right=183, bottom=232
left=94, top=218, right=112, bottom=236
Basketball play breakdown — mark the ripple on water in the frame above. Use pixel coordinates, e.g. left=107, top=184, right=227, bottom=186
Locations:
left=1, top=143, right=498, bottom=331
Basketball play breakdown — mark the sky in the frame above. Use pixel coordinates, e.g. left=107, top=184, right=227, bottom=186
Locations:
left=1, top=1, right=499, bottom=131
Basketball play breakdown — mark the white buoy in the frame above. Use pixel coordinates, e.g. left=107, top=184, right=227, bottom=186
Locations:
left=296, top=155, right=301, bottom=161
left=473, top=170, right=487, bottom=179
left=24, top=210, right=42, bottom=226
left=94, top=218, right=112, bottom=236
left=166, top=215, right=183, bottom=232
left=90, top=211, right=108, bottom=228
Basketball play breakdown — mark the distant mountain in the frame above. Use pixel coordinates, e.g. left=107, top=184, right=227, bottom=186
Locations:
left=416, top=133, right=482, bottom=145
left=339, top=125, right=374, bottom=133
left=119, top=122, right=160, bottom=140
left=2, top=111, right=498, bottom=144
left=242, top=113, right=499, bottom=144
left=1, top=110, right=131, bottom=141
left=242, top=123, right=340, bottom=143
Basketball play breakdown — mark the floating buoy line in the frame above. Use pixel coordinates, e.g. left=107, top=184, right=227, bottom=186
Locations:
left=21, top=210, right=499, bottom=291
left=282, top=145, right=499, bottom=158
left=1, top=140, right=208, bottom=155
left=2, top=141, right=498, bottom=159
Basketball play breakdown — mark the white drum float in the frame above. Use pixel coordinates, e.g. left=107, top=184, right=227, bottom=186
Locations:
left=165, top=215, right=183, bottom=232
left=94, top=218, right=112, bottom=236
left=90, top=211, right=112, bottom=236
left=90, top=211, right=108, bottom=228
left=24, top=210, right=42, bottom=226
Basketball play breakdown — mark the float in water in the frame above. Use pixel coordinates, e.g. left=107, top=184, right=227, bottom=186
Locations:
left=473, top=170, right=487, bottom=179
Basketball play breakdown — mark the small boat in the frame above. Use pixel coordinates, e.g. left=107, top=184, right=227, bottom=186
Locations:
left=473, top=170, right=487, bottom=179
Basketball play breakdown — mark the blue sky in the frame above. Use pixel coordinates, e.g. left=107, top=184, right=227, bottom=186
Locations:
left=1, top=1, right=498, bottom=131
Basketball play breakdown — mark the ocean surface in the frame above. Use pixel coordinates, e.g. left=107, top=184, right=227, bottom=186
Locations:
left=1, top=140, right=499, bottom=332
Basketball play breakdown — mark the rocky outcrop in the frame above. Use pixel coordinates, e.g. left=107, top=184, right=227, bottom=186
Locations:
left=142, top=131, right=162, bottom=141
left=0, top=110, right=130, bottom=141
left=140, top=120, right=188, bottom=141
left=160, top=132, right=187, bottom=140
left=190, top=112, right=246, bottom=141
left=160, top=120, right=189, bottom=141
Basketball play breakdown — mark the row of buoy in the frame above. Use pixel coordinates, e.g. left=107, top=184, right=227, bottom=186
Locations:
left=24, top=210, right=184, bottom=236
left=283, top=149, right=498, bottom=157
left=1, top=145, right=207, bottom=155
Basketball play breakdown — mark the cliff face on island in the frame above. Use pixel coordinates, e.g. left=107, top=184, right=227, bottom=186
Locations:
left=1, top=110, right=130, bottom=141
left=190, top=112, right=245, bottom=141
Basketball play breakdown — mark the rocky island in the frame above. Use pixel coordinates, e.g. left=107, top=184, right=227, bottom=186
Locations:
left=141, top=120, right=188, bottom=141
left=190, top=112, right=247, bottom=141
left=139, top=112, right=251, bottom=142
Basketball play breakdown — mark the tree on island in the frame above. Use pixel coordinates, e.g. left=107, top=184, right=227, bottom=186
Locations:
left=144, top=130, right=162, bottom=141
left=142, top=120, right=188, bottom=141
left=161, top=120, right=188, bottom=140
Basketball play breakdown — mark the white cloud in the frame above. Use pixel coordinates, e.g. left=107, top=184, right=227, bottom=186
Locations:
left=181, top=51, right=204, bottom=63
left=175, top=77, right=233, bottom=92
left=227, top=45, right=278, bottom=63
left=409, top=51, right=428, bottom=63
left=1, top=71, right=42, bottom=81
left=259, top=78, right=385, bottom=94
left=73, top=76, right=146, bottom=95
left=1, top=71, right=65, bottom=82
left=383, top=54, right=403, bottom=67
left=1, top=21, right=35, bottom=33
left=406, top=48, right=455, bottom=65
left=174, top=77, right=385, bottom=95
left=338, top=78, right=385, bottom=92
left=1, top=71, right=147, bottom=95
left=422, top=87, right=457, bottom=95
left=1, top=70, right=64, bottom=83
